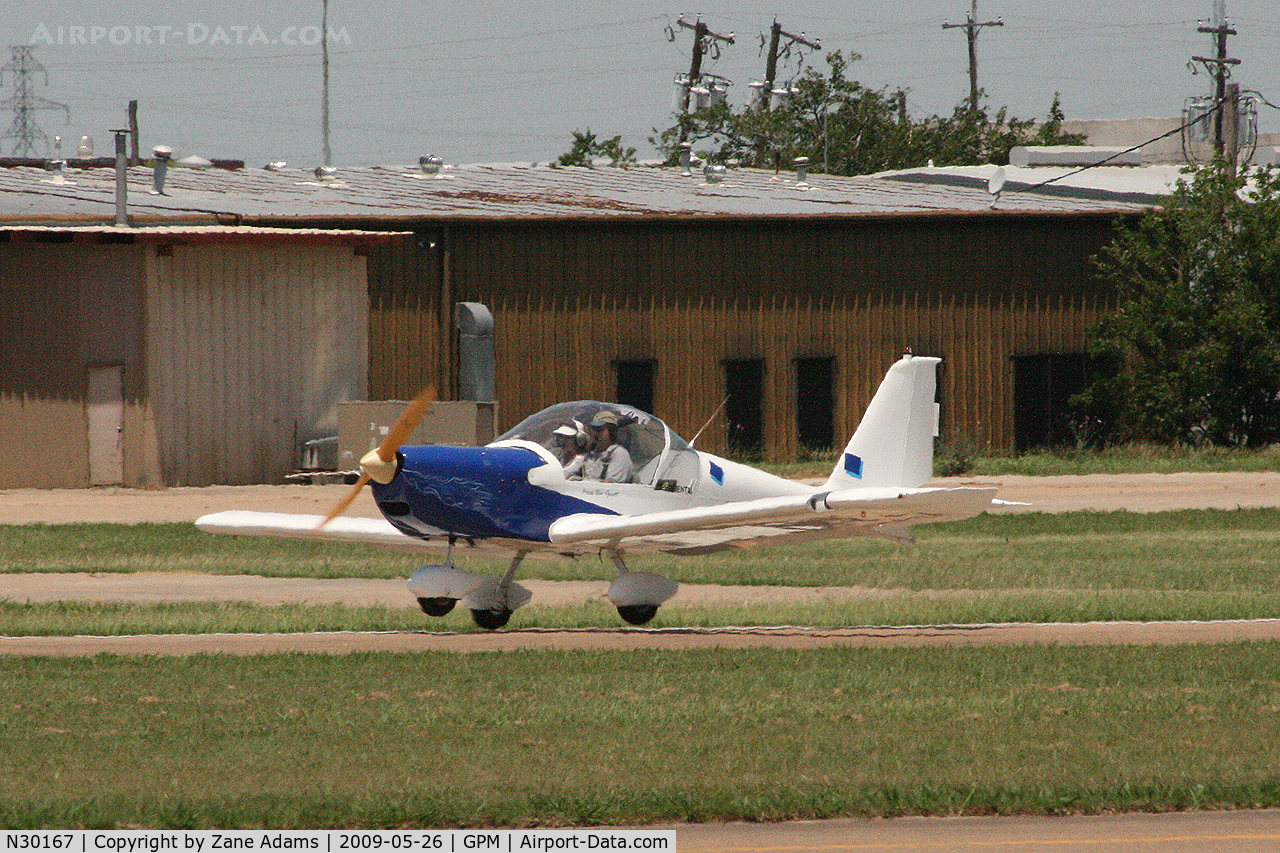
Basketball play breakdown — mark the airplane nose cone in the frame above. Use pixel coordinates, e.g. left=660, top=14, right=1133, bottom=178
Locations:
left=360, top=448, right=399, bottom=484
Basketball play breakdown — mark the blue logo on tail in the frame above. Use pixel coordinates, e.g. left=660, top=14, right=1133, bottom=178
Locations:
left=844, top=453, right=863, bottom=479
left=709, top=461, right=725, bottom=485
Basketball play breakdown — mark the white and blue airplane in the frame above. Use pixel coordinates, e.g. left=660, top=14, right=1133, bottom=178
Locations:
left=197, top=353, right=1007, bottom=630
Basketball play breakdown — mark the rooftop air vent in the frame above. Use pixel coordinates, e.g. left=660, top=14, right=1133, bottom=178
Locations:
left=151, top=145, right=173, bottom=196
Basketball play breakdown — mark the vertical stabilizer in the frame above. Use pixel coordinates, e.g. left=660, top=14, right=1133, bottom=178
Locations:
left=824, top=354, right=940, bottom=490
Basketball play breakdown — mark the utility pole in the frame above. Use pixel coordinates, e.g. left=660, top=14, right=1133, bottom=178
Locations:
left=321, top=0, right=332, bottom=167
left=942, top=1, right=1002, bottom=115
left=1192, top=0, right=1240, bottom=159
left=760, top=19, right=820, bottom=110
left=1224, top=82, right=1240, bottom=178
left=673, top=15, right=734, bottom=115
left=0, top=45, right=70, bottom=157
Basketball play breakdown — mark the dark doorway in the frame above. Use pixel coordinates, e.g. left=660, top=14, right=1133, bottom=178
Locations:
left=795, top=356, right=836, bottom=453
left=1012, top=353, right=1095, bottom=451
left=614, top=359, right=656, bottom=413
left=723, top=358, right=764, bottom=459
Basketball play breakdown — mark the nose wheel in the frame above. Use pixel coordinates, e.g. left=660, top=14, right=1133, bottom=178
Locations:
left=470, top=607, right=513, bottom=630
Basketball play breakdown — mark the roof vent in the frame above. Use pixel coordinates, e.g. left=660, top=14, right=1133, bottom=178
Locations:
left=679, top=142, right=693, bottom=177
left=264, top=161, right=288, bottom=171
left=150, top=145, right=173, bottom=196
left=794, top=156, right=809, bottom=188
left=76, top=136, right=94, bottom=157
left=419, top=156, right=444, bottom=176
left=314, top=165, right=338, bottom=181
left=43, top=157, right=69, bottom=185
left=703, top=163, right=726, bottom=184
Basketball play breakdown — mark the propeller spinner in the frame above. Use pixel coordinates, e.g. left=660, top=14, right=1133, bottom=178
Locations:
left=318, top=388, right=436, bottom=529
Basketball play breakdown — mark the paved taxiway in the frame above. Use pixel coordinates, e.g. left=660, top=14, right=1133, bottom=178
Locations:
left=662, top=809, right=1280, bottom=852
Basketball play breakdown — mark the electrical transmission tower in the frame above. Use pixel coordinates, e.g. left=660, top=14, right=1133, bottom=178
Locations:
left=0, top=46, right=70, bottom=157
left=942, top=1, right=1003, bottom=115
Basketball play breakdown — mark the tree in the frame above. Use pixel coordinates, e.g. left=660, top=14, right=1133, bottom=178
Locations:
left=556, top=128, right=637, bottom=168
left=1078, top=162, right=1280, bottom=447
left=649, top=51, right=1083, bottom=175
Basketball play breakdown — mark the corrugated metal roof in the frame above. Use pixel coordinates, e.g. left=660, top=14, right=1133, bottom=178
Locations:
left=0, top=160, right=1160, bottom=226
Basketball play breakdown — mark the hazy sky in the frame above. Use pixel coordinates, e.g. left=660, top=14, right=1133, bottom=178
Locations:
left=4, top=2, right=1277, bottom=167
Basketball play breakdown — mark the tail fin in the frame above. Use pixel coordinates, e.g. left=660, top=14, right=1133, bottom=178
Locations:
left=824, top=354, right=940, bottom=490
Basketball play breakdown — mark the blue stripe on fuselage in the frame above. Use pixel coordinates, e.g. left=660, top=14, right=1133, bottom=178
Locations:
left=369, top=445, right=615, bottom=542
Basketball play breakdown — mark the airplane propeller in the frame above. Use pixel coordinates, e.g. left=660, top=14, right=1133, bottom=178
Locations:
left=318, top=388, right=436, bottom=529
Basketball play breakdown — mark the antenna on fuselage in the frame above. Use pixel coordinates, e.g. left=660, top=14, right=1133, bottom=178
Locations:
left=688, top=395, right=730, bottom=449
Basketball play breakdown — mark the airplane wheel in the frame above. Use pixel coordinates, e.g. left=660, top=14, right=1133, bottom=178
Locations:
left=471, top=607, right=512, bottom=631
left=417, top=596, right=456, bottom=617
left=616, top=604, right=659, bottom=626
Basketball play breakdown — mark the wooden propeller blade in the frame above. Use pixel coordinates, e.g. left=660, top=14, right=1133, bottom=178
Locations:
left=376, top=387, right=436, bottom=462
left=318, top=472, right=371, bottom=530
left=318, top=388, right=435, bottom=530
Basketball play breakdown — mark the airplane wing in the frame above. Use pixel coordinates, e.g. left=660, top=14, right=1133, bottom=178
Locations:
left=197, top=486, right=1002, bottom=557
left=546, top=486, right=999, bottom=554
left=193, top=510, right=551, bottom=557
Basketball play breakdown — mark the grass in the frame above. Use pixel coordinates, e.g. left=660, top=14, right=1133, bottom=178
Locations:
left=4, top=589, right=1280, bottom=637
left=4, top=508, right=1280, bottom=632
left=763, top=442, right=1280, bottom=479
left=7, top=509, right=1280, bottom=591
left=1, top=644, right=1278, bottom=827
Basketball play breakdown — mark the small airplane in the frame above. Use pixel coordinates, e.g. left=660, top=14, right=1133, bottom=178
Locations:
left=197, top=353, right=1009, bottom=630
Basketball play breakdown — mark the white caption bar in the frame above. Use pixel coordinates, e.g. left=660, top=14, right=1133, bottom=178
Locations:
left=1, top=831, right=674, bottom=853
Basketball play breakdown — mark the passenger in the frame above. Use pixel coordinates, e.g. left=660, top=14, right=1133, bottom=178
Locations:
left=554, top=421, right=589, bottom=475
left=581, top=411, right=634, bottom=483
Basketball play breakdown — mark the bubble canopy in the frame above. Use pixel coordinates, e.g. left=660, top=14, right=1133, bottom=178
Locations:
left=495, top=401, right=696, bottom=488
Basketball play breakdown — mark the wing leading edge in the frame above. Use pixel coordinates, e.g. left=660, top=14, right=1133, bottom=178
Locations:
left=546, top=486, right=999, bottom=554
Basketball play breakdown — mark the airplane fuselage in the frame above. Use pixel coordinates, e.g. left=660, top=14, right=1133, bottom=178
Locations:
left=370, top=440, right=810, bottom=545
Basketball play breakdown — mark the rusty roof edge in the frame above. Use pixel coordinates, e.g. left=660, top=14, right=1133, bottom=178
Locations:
left=236, top=208, right=1143, bottom=230
left=0, top=224, right=413, bottom=247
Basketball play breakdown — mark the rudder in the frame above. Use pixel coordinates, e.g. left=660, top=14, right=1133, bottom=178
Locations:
left=824, top=353, right=940, bottom=490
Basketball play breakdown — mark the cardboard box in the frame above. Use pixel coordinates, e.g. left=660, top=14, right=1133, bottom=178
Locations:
left=337, top=400, right=498, bottom=470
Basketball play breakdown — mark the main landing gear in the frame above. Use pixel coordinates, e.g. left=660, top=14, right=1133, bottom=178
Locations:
left=406, top=544, right=678, bottom=630
left=406, top=543, right=532, bottom=631
left=604, top=550, right=678, bottom=626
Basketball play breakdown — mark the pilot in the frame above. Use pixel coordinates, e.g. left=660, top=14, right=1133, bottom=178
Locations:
left=553, top=420, right=589, bottom=472
left=581, top=410, right=634, bottom=483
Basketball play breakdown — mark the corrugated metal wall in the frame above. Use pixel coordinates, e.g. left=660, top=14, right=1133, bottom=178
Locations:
left=146, top=244, right=369, bottom=485
left=0, top=244, right=146, bottom=488
left=367, top=231, right=445, bottom=399
left=368, top=214, right=1122, bottom=458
